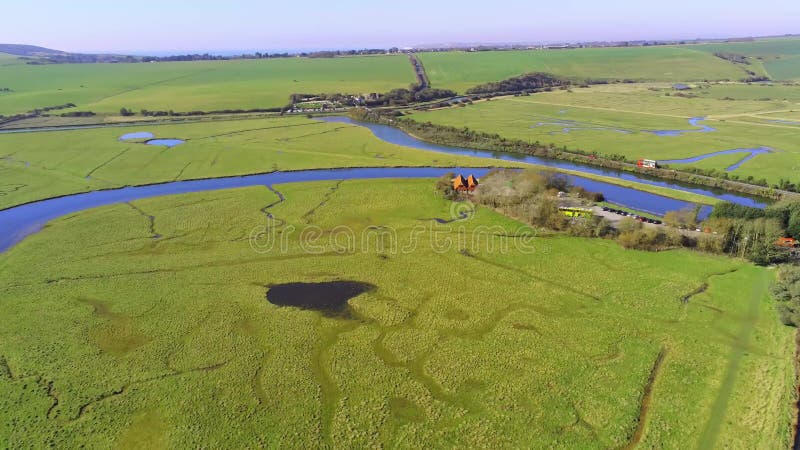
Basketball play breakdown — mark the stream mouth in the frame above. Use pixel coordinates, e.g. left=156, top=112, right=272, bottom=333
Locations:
left=266, top=281, right=376, bottom=317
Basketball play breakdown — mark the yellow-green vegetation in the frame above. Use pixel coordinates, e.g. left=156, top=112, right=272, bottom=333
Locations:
left=417, top=47, right=747, bottom=93
left=0, top=116, right=526, bottom=209
left=0, top=55, right=415, bottom=116
left=410, top=83, right=800, bottom=185
left=0, top=179, right=793, bottom=447
left=686, top=37, right=800, bottom=80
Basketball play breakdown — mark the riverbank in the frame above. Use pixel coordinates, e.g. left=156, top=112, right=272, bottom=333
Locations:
left=349, top=108, right=793, bottom=202
left=324, top=115, right=768, bottom=210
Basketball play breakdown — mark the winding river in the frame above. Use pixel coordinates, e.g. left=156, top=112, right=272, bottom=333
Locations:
left=321, top=117, right=767, bottom=208
left=0, top=118, right=772, bottom=253
left=0, top=167, right=713, bottom=253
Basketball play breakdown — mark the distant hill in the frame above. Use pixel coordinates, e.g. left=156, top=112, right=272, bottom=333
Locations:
left=0, top=44, right=140, bottom=64
left=0, top=44, right=69, bottom=57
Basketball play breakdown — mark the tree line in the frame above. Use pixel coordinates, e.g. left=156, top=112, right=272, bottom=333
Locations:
left=466, top=72, right=573, bottom=95
left=713, top=52, right=750, bottom=65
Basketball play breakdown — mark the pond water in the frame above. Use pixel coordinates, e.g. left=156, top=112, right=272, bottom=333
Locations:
left=119, top=132, right=155, bottom=141
left=661, top=147, right=772, bottom=171
left=146, top=138, right=185, bottom=148
left=647, top=117, right=716, bottom=136
left=266, top=281, right=375, bottom=317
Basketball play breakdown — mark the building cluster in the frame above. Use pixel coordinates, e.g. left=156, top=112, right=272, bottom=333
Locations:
left=452, top=174, right=479, bottom=192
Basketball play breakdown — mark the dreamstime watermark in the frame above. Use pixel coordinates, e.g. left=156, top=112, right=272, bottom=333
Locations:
left=248, top=200, right=548, bottom=256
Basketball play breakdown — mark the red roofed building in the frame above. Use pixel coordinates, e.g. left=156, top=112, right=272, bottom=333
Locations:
left=452, top=175, right=468, bottom=192
left=466, top=174, right=479, bottom=191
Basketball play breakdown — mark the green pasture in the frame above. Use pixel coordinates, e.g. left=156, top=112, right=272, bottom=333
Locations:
left=0, top=55, right=415, bottom=116
left=417, top=47, right=747, bottom=93
left=685, top=37, right=800, bottom=80
left=411, top=84, right=800, bottom=184
left=0, top=178, right=793, bottom=448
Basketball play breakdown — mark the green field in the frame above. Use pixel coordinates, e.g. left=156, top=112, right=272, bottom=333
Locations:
left=686, top=37, right=800, bottom=80
left=0, top=55, right=415, bottom=116
left=417, top=47, right=748, bottom=93
left=408, top=83, right=800, bottom=184
left=0, top=178, right=793, bottom=447
left=0, top=116, right=530, bottom=210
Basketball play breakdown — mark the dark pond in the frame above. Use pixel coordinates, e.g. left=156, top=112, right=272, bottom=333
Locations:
left=266, top=281, right=376, bottom=317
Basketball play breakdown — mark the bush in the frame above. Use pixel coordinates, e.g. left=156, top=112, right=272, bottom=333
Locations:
left=434, top=172, right=458, bottom=200
left=771, top=266, right=800, bottom=327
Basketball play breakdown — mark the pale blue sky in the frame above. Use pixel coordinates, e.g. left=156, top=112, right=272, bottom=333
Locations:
left=3, top=0, right=799, bottom=53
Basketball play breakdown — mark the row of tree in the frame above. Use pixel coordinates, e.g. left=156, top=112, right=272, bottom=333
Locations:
left=466, top=72, right=573, bottom=94
left=713, top=52, right=750, bottom=65
left=139, top=48, right=400, bottom=63
left=119, top=106, right=284, bottom=118
left=59, top=111, right=95, bottom=117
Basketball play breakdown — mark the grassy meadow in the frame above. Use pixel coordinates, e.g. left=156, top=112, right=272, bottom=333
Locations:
left=0, top=55, right=415, bottom=116
left=417, top=47, right=747, bottom=93
left=0, top=178, right=793, bottom=447
left=0, top=116, right=528, bottom=209
left=685, top=37, right=800, bottom=80
left=408, top=83, right=800, bottom=185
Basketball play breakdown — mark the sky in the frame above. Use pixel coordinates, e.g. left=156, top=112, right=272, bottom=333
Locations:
left=3, top=0, right=799, bottom=54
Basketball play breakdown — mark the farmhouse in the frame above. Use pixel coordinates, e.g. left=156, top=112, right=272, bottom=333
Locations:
left=452, top=174, right=480, bottom=192
left=467, top=174, right=479, bottom=191
left=776, top=237, right=799, bottom=248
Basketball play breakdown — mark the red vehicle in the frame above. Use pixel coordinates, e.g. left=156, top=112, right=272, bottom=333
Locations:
left=637, top=159, right=658, bottom=169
